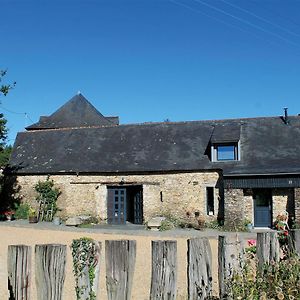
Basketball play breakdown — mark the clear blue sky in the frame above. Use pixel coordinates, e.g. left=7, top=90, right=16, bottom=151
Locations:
left=1, top=0, right=300, bottom=144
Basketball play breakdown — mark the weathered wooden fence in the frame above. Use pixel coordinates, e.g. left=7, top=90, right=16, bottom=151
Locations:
left=6, top=230, right=300, bottom=300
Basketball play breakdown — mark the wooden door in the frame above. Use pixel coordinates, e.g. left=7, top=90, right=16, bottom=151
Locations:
left=134, top=190, right=143, bottom=224
left=107, top=188, right=126, bottom=224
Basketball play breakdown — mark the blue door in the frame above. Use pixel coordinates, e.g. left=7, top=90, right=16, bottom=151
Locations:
left=254, top=189, right=272, bottom=227
left=107, top=186, right=143, bottom=225
left=133, top=190, right=143, bottom=224
left=107, top=188, right=126, bottom=224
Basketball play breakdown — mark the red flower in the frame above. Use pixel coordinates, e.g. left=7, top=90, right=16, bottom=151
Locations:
left=247, top=239, right=256, bottom=246
left=4, top=211, right=15, bottom=216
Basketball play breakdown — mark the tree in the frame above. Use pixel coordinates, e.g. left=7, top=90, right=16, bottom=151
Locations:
left=0, top=70, right=16, bottom=96
left=0, top=69, right=15, bottom=166
left=0, top=145, right=12, bottom=167
left=0, top=70, right=16, bottom=212
left=0, top=116, right=11, bottom=167
left=0, top=114, right=7, bottom=149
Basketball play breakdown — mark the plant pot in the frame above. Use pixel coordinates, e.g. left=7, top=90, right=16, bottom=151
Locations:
left=247, top=223, right=253, bottom=231
left=53, top=216, right=61, bottom=225
left=29, top=216, right=38, bottom=223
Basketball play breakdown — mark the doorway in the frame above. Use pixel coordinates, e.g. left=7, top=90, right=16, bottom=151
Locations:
left=107, top=185, right=143, bottom=225
left=253, top=189, right=272, bottom=227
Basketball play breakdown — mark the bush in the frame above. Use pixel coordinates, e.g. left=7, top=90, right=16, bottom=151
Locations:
left=226, top=255, right=300, bottom=299
left=35, top=176, right=61, bottom=220
left=159, top=219, right=175, bottom=231
left=14, top=203, right=31, bottom=219
left=157, top=210, right=206, bottom=231
left=205, top=219, right=221, bottom=229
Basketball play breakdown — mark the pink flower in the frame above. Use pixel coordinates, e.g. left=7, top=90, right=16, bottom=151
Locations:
left=248, top=239, right=256, bottom=246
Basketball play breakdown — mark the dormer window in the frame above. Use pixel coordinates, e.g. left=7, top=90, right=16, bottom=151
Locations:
left=211, top=142, right=239, bottom=162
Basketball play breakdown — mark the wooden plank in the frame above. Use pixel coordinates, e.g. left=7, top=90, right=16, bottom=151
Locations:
left=218, top=235, right=243, bottom=299
left=105, top=240, right=136, bottom=300
left=289, top=229, right=300, bottom=255
left=35, top=244, right=67, bottom=300
left=71, top=239, right=102, bottom=300
left=150, top=240, right=177, bottom=300
left=257, top=232, right=279, bottom=270
left=187, top=238, right=212, bottom=300
left=7, top=245, right=31, bottom=300
left=70, top=181, right=160, bottom=185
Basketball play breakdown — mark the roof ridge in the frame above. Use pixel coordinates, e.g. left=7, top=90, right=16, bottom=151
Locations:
left=21, top=113, right=299, bottom=134
left=26, top=93, right=115, bottom=130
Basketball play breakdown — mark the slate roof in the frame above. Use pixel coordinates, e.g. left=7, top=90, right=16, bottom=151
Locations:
left=8, top=95, right=300, bottom=176
left=26, top=94, right=118, bottom=129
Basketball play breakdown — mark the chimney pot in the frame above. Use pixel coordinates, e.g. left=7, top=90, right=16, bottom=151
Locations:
left=283, top=107, right=289, bottom=124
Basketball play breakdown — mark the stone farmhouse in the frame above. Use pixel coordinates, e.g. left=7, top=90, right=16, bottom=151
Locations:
left=7, top=94, right=300, bottom=227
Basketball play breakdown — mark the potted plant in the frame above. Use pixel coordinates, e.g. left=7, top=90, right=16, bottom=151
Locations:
left=244, top=218, right=253, bottom=231
left=4, top=210, right=15, bottom=221
left=28, top=207, right=38, bottom=223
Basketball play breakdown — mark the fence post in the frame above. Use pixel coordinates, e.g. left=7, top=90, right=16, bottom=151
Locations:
left=187, top=238, right=212, bottom=300
left=35, top=244, right=67, bottom=300
left=150, top=240, right=177, bottom=300
left=71, top=238, right=102, bottom=300
left=218, top=235, right=243, bottom=299
left=7, top=245, right=31, bottom=300
left=105, top=240, right=136, bottom=300
left=256, top=232, right=279, bottom=270
left=289, top=229, right=300, bottom=255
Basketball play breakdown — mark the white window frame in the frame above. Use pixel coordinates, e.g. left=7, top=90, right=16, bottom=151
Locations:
left=211, top=141, right=240, bottom=162
left=206, top=186, right=215, bottom=216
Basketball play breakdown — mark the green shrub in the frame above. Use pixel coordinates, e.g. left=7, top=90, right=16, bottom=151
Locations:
left=35, top=176, right=61, bottom=220
left=159, top=219, right=175, bottom=231
left=14, top=203, right=31, bottom=219
left=205, top=219, right=221, bottom=229
left=158, top=210, right=206, bottom=231
left=226, top=255, right=300, bottom=299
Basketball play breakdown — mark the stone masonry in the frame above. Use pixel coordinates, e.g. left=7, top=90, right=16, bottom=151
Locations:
left=295, top=188, right=300, bottom=225
left=224, top=188, right=244, bottom=228
left=15, top=171, right=220, bottom=223
left=272, top=188, right=294, bottom=222
left=225, top=187, right=295, bottom=227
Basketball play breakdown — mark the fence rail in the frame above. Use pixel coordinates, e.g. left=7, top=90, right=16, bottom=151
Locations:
left=6, top=230, right=300, bottom=300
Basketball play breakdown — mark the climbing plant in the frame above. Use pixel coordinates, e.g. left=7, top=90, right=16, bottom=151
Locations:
left=71, top=237, right=101, bottom=300
left=35, top=176, right=61, bottom=219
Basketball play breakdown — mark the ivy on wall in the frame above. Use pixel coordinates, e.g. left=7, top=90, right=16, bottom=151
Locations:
left=71, top=237, right=101, bottom=300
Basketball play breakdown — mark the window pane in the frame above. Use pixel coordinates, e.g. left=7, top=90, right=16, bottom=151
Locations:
left=217, top=145, right=235, bottom=160
left=206, top=187, right=214, bottom=215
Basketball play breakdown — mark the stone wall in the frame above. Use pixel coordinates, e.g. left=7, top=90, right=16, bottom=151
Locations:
left=272, top=188, right=294, bottom=222
left=224, top=188, right=295, bottom=227
left=224, top=188, right=244, bottom=228
left=15, top=171, right=220, bottom=223
left=243, top=189, right=254, bottom=224
left=294, top=188, right=300, bottom=224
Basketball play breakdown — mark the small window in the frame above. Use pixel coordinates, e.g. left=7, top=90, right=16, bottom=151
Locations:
left=212, top=142, right=239, bottom=162
left=206, top=187, right=214, bottom=215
